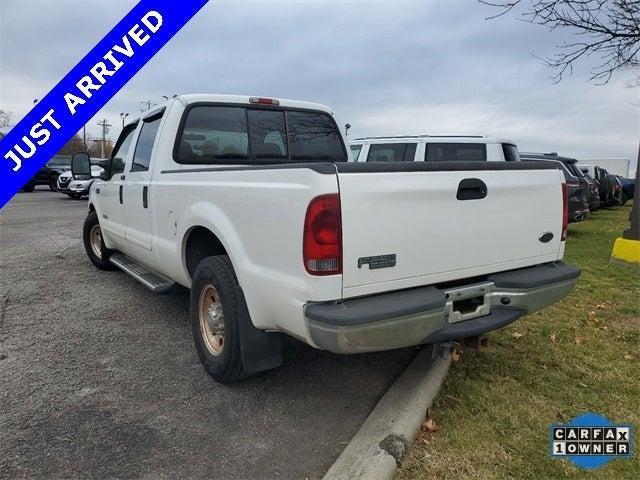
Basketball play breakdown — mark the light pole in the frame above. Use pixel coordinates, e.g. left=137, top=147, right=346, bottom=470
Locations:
left=96, top=119, right=112, bottom=159
left=140, top=100, right=156, bottom=112
left=120, top=112, right=129, bottom=128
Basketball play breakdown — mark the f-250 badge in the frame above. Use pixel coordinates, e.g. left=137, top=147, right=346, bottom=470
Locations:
left=358, top=254, right=397, bottom=270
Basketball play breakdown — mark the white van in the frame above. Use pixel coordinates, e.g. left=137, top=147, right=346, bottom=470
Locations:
left=349, top=135, right=520, bottom=163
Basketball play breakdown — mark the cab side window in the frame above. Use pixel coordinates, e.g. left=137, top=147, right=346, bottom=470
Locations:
left=350, top=144, right=363, bottom=161
left=367, top=143, right=416, bottom=162
left=109, top=123, right=138, bottom=179
left=132, top=112, right=163, bottom=172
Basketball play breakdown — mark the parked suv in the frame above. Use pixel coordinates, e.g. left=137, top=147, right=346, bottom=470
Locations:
left=521, top=153, right=590, bottom=222
left=618, top=177, right=635, bottom=205
left=57, top=162, right=106, bottom=199
left=349, top=135, right=520, bottom=163
left=594, top=166, right=623, bottom=207
left=31, top=155, right=72, bottom=191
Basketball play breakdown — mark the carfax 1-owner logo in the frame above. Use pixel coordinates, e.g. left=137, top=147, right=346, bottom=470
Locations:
left=549, top=413, right=633, bottom=470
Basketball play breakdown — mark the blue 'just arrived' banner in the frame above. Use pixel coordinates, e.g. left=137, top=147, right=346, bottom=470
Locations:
left=0, top=0, right=210, bottom=208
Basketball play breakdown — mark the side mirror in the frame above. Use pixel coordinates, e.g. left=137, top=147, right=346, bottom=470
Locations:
left=71, top=152, right=91, bottom=179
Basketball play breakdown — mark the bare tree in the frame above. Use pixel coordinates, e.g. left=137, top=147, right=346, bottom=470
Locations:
left=0, top=109, right=13, bottom=129
left=480, top=0, right=640, bottom=84
left=56, top=134, right=85, bottom=156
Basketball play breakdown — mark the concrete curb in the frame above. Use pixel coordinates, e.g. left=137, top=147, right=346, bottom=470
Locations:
left=323, top=348, right=451, bottom=480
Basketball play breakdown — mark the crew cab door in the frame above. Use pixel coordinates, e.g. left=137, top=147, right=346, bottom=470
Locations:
left=122, top=109, right=164, bottom=256
left=97, top=122, right=137, bottom=250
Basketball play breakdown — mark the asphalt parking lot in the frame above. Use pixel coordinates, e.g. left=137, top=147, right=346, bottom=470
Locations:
left=0, top=190, right=417, bottom=480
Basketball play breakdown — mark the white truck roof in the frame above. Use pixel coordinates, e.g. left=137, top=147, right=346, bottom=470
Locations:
left=124, top=94, right=336, bottom=128
left=176, top=94, right=334, bottom=114
left=350, top=135, right=515, bottom=145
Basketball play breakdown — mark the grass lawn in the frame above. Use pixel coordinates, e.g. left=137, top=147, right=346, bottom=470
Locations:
left=397, top=203, right=639, bottom=480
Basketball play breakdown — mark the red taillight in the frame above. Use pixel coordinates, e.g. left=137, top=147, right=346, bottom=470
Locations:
left=561, top=182, right=569, bottom=241
left=249, top=97, right=280, bottom=105
left=303, top=194, right=342, bottom=275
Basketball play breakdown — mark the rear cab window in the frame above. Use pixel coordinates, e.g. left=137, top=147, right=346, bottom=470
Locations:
left=366, top=143, right=417, bottom=162
left=425, top=143, right=487, bottom=162
left=175, top=105, right=346, bottom=164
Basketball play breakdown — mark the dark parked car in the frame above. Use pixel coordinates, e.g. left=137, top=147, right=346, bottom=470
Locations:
left=21, top=180, right=37, bottom=192
left=594, top=167, right=623, bottom=207
left=581, top=173, right=601, bottom=211
left=31, top=155, right=72, bottom=191
left=561, top=160, right=600, bottom=213
left=521, top=153, right=590, bottom=222
left=617, top=176, right=635, bottom=205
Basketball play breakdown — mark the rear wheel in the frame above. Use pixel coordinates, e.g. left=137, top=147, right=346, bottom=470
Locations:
left=22, top=184, right=35, bottom=192
left=83, top=210, right=116, bottom=270
left=619, top=192, right=628, bottom=206
left=190, top=256, right=248, bottom=384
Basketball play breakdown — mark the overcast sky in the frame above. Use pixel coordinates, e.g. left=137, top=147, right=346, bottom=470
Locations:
left=1, top=0, right=638, bottom=170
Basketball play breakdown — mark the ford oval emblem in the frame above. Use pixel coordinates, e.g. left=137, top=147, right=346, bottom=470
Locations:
left=539, top=232, right=554, bottom=243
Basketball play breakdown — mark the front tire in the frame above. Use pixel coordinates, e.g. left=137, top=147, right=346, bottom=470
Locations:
left=49, top=176, right=58, bottom=191
left=619, top=192, right=628, bottom=206
left=83, top=210, right=116, bottom=270
left=191, top=256, right=247, bottom=384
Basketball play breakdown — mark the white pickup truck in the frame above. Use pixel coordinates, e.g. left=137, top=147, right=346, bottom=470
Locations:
left=72, top=94, right=580, bottom=383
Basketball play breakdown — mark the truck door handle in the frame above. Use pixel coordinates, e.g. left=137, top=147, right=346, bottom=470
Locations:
left=120, top=175, right=126, bottom=180
left=457, top=178, right=487, bottom=201
left=143, top=186, right=148, bottom=209
left=119, top=185, right=123, bottom=204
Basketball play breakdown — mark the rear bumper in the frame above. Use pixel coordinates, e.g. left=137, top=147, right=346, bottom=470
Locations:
left=305, top=261, right=580, bottom=354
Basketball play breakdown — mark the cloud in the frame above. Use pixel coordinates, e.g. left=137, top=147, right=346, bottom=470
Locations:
left=0, top=0, right=637, bottom=169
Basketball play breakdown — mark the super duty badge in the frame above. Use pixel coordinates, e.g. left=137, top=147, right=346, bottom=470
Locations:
left=358, top=254, right=397, bottom=270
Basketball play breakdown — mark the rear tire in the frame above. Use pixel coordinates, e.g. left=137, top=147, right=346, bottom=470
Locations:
left=22, top=184, right=35, bottom=192
left=190, top=256, right=248, bottom=384
left=619, top=192, right=628, bottom=206
left=83, top=210, right=117, bottom=270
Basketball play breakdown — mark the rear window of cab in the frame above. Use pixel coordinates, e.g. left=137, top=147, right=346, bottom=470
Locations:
left=425, top=143, right=487, bottom=162
left=174, top=105, right=347, bottom=164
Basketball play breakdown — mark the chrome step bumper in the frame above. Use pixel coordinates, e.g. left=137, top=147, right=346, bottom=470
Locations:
left=305, top=261, right=580, bottom=354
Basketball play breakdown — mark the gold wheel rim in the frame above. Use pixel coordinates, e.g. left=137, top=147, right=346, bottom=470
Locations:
left=199, top=284, right=225, bottom=356
left=90, top=224, right=102, bottom=259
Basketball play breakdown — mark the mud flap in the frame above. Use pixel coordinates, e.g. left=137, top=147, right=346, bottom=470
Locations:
left=236, top=286, right=282, bottom=373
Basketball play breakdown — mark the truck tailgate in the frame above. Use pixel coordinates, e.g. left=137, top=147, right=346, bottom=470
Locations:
left=337, top=162, right=564, bottom=298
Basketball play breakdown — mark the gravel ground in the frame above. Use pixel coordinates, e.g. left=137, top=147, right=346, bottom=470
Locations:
left=0, top=190, right=416, bottom=480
